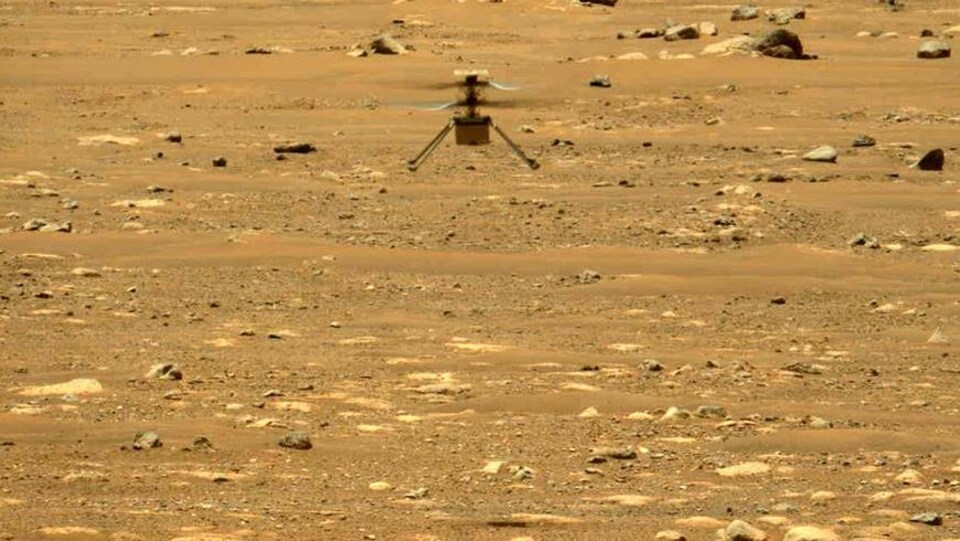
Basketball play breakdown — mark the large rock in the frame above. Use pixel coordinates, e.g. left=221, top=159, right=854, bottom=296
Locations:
left=664, top=24, right=700, bottom=41
left=917, top=40, right=951, bottom=59
left=20, top=378, right=103, bottom=396
left=915, top=148, right=944, bottom=171
left=731, top=4, right=759, bottom=21
left=278, top=431, right=313, bottom=450
left=757, top=29, right=804, bottom=59
left=783, top=526, right=840, bottom=541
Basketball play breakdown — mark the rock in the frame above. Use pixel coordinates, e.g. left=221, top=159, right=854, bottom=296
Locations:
left=848, top=233, right=879, bottom=248
left=584, top=0, right=618, bottom=5
left=578, top=269, right=602, bottom=284
left=70, top=267, right=102, bottom=277
left=696, top=405, right=726, bottom=418
left=637, top=28, right=664, bottom=39
left=589, top=75, right=612, bottom=88
left=370, top=34, right=408, bottom=55
left=908, top=512, right=942, bottom=525
left=664, top=24, right=700, bottom=41
left=782, top=526, right=840, bottom=541
left=701, top=36, right=760, bottom=56
left=716, top=462, right=770, bottom=477
left=917, top=40, right=950, bottom=59
left=146, top=363, right=183, bottom=381
left=642, top=359, right=664, bottom=371
left=698, top=22, right=718, bottom=36
left=211, top=156, right=227, bottom=167
left=724, top=520, right=768, bottom=541
left=896, top=468, right=921, bottom=484
left=278, top=431, right=312, bottom=450
left=190, top=435, right=214, bottom=451
left=802, top=145, right=838, bottom=163
left=656, top=532, right=687, bottom=541
left=766, top=7, right=805, bottom=24
left=589, top=446, right=637, bottom=460
left=757, top=29, right=805, bottom=59
left=920, top=29, right=935, bottom=37
left=731, top=5, right=759, bottom=21
left=914, top=148, right=944, bottom=171
left=368, top=481, right=392, bottom=491
left=346, top=48, right=368, bottom=58
left=852, top=134, right=876, bottom=147
left=274, top=142, right=317, bottom=154
left=20, top=378, right=102, bottom=396
left=164, top=132, right=182, bottom=143
left=132, top=431, right=162, bottom=450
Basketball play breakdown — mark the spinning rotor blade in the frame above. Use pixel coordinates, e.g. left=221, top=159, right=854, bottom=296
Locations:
left=488, top=81, right=522, bottom=91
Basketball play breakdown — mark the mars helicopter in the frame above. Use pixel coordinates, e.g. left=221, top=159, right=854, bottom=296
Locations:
left=406, top=70, right=540, bottom=171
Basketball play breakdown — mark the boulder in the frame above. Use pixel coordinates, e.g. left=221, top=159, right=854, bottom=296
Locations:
left=731, top=4, right=759, bottom=21
left=664, top=24, right=700, bottom=41
left=757, top=29, right=804, bottom=59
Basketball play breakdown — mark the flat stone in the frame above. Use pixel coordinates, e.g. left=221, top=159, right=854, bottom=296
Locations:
left=783, top=526, right=840, bottom=541
left=716, top=462, right=771, bottom=477
left=909, top=512, right=942, bottom=525
left=852, top=134, right=876, bottom=147
left=664, top=24, right=700, bottom=41
left=20, top=378, right=102, bottom=396
left=370, top=34, right=408, bottom=55
left=802, top=145, right=838, bottom=163
left=146, top=363, right=183, bottom=381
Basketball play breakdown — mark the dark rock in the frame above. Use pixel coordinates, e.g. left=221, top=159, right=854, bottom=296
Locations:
left=767, top=7, right=805, bottom=24
left=642, top=359, right=664, bottom=372
left=245, top=47, right=272, bottom=55
left=164, top=132, right=182, bottom=143
left=274, top=142, right=317, bottom=154
left=731, top=4, right=759, bottom=21
left=917, top=40, right=950, bottom=59
left=696, top=405, right=727, bottom=418
left=212, top=156, right=227, bottom=167
left=583, top=0, right=617, bottom=5
left=852, top=135, right=876, bottom=147
left=132, top=431, right=162, bottom=450
left=636, top=27, right=664, bottom=39
left=770, top=296, right=787, bottom=305
left=909, top=512, right=943, bottom=526
left=920, top=29, right=934, bottom=37
left=191, top=435, right=215, bottom=451
left=915, top=148, right=944, bottom=171
left=589, top=75, right=612, bottom=88
left=757, top=29, right=804, bottom=59
left=279, top=431, right=313, bottom=450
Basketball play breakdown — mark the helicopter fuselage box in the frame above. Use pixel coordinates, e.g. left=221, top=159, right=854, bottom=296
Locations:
left=454, top=115, right=490, bottom=146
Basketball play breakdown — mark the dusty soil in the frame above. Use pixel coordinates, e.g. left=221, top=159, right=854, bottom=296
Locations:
left=1, top=0, right=959, bottom=539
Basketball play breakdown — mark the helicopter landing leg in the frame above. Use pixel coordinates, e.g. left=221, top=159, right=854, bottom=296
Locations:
left=491, top=121, right=540, bottom=170
left=407, top=120, right=455, bottom=171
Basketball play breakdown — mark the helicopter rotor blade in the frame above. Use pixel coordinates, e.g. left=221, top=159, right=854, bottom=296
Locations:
left=488, top=81, right=522, bottom=91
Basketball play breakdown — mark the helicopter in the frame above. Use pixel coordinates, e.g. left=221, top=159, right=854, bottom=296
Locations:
left=406, top=69, right=540, bottom=171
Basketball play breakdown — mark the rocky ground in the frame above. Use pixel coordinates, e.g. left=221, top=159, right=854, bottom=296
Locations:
left=1, top=0, right=959, bottom=540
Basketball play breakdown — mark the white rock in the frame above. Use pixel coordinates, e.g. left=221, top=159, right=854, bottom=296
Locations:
left=782, top=526, right=840, bottom=541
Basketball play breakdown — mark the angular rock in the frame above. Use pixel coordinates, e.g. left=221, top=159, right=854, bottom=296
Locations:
left=132, top=431, right=162, bottom=450
left=664, top=24, right=700, bottom=41
left=278, top=431, right=312, bottom=450
left=370, top=34, right=408, bottom=55
left=702, top=36, right=760, bottom=56
left=578, top=269, right=602, bottom=283
left=731, top=5, right=759, bottom=21
left=146, top=363, right=183, bottom=381
left=915, top=148, right=944, bottom=171
left=589, top=75, right=612, bottom=88
left=164, top=132, right=182, bottom=143
left=917, top=40, right=950, bottom=59
left=802, top=145, right=838, bottom=163
left=212, top=156, right=227, bottom=167
left=852, top=134, right=876, bottom=147
left=589, top=446, right=637, bottom=460
left=908, top=512, right=942, bottom=526
left=698, top=22, right=718, bottom=36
